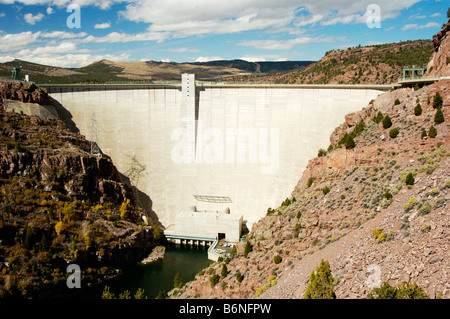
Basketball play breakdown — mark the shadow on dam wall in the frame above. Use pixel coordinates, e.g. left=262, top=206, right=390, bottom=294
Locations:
left=46, top=93, right=163, bottom=227
left=45, top=84, right=386, bottom=228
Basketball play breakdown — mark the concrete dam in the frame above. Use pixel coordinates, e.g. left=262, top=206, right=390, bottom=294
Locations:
left=45, top=77, right=388, bottom=232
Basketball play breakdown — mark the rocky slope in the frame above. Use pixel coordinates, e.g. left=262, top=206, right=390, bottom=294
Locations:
left=172, top=21, right=449, bottom=299
left=227, top=40, right=434, bottom=84
left=0, top=85, right=164, bottom=298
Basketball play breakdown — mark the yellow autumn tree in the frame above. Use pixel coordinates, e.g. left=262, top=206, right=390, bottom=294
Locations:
left=120, top=199, right=130, bottom=218
left=55, top=221, right=63, bottom=236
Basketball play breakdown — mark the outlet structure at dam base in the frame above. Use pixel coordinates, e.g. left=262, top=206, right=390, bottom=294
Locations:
left=44, top=77, right=388, bottom=239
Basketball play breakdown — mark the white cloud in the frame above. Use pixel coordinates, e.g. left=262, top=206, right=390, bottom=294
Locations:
left=168, top=47, right=200, bottom=53
left=94, top=22, right=111, bottom=29
left=401, top=22, right=440, bottom=31
left=194, top=56, right=223, bottom=62
left=82, top=31, right=168, bottom=43
left=161, top=58, right=171, bottom=63
left=239, top=36, right=337, bottom=50
left=0, top=0, right=123, bottom=10
left=40, top=31, right=88, bottom=38
left=119, top=0, right=422, bottom=39
left=0, top=47, right=131, bottom=68
left=24, top=12, right=44, bottom=25
left=0, top=31, right=41, bottom=52
left=46, top=7, right=54, bottom=14
left=17, top=41, right=78, bottom=55
left=0, top=12, right=5, bottom=18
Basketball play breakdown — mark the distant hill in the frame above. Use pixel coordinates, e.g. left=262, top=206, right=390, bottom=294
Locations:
left=0, top=59, right=314, bottom=84
left=227, top=40, right=434, bottom=84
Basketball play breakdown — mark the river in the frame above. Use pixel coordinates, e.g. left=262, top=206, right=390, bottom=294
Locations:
left=77, top=244, right=211, bottom=299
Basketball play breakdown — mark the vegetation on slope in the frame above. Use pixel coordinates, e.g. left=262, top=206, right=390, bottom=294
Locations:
left=171, top=80, right=449, bottom=299
left=227, top=40, right=434, bottom=84
left=0, top=109, right=164, bottom=298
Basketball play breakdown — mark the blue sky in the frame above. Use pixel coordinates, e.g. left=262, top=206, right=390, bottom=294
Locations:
left=0, top=0, right=448, bottom=67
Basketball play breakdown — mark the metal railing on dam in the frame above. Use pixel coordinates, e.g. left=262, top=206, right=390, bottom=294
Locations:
left=38, top=82, right=397, bottom=92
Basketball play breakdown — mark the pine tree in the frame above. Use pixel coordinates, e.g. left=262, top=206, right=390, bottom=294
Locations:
left=421, top=128, right=427, bottom=139
left=432, top=92, right=443, bottom=109
left=244, top=241, right=253, bottom=258
left=221, top=264, right=229, bottom=278
left=345, top=135, right=356, bottom=149
left=405, top=172, right=415, bottom=186
left=373, top=111, right=384, bottom=123
left=173, top=272, right=184, bottom=288
left=414, top=103, right=422, bottom=116
left=382, top=115, right=392, bottom=129
left=434, top=107, right=444, bottom=124
left=156, top=290, right=168, bottom=299
left=428, top=125, right=437, bottom=138
left=23, top=227, right=33, bottom=250
left=303, top=259, right=336, bottom=299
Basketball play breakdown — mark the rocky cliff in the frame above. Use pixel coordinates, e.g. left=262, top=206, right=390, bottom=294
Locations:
left=426, top=19, right=450, bottom=77
left=0, top=91, right=163, bottom=298
left=172, top=20, right=450, bottom=300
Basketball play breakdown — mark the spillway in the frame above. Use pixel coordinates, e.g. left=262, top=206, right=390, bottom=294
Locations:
left=46, top=80, right=387, bottom=229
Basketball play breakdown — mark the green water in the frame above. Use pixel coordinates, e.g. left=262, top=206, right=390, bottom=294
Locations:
left=77, top=244, right=210, bottom=299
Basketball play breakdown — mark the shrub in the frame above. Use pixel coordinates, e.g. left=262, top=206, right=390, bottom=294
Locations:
left=367, top=281, right=430, bottom=299
left=414, top=103, right=422, bottom=116
left=389, top=127, right=399, bottom=138
left=372, top=228, right=396, bottom=243
left=318, top=148, right=327, bottom=157
left=434, top=107, right=444, bottom=124
left=119, top=199, right=130, bottom=218
left=428, top=125, right=437, bottom=138
left=405, top=172, right=415, bottom=186
left=394, top=99, right=401, bottom=105
left=173, top=272, right=184, bottom=289
left=236, top=271, right=243, bottom=283
left=273, top=255, right=282, bottom=264
left=404, top=197, right=418, bottom=212
left=152, top=225, right=164, bottom=241
left=421, top=128, right=427, bottom=139
left=322, top=186, right=330, bottom=195
left=281, top=197, right=291, bottom=207
left=384, top=192, right=393, bottom=200
left=432, top=92, right=443, bottom=109
left=418, top=201, right=432, bottom=216
left=244, top=241, right=252, bottom=258
left=353, top=119, right=366, bottom=136
left=210, top=274, right=220, bottom=288
left=306, top=177, right=315, bottom=188
left=373, top=111, right=383, bottom=123
left=303, top=260, right=336, bottom=299
left=382, top=115, right=392, bottom=129
left=345, top=135, right=356, bottom=149
left=221, top=264, right=229, bottom=278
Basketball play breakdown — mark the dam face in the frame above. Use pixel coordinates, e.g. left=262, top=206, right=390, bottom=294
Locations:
left=47, top=82, right=385, bottom=228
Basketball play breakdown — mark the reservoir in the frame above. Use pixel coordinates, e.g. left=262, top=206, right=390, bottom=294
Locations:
left=77, top=244, right=210, bottom=299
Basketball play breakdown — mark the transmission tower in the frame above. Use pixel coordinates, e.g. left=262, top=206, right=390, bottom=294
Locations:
left=124, top=155, right=146, bottom=187
left=90, top=112, right=101, bottom=157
